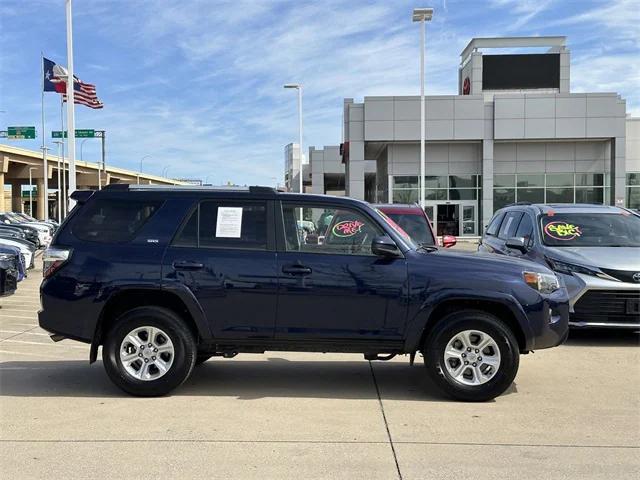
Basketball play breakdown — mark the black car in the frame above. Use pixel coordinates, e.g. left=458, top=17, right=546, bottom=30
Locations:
left=0, top=250, right=19, bottom=297
left=480, top=203, right=640, bottom=329
left=40, top=185, right=569, bottom=401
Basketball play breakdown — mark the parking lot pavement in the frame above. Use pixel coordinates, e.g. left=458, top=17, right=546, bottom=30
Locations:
left=0, top=261, right=638, bottom=479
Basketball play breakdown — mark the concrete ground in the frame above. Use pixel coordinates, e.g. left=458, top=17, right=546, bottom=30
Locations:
left=0, top=259, right=638, bottom=479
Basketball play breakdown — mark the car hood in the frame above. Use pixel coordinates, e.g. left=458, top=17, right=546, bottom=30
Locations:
left=545, top=246, right=640, bottom=271
left=428, top=248, right=553, bottom=274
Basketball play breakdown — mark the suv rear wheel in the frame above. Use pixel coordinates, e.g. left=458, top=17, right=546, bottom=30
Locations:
left=424, top=310, right=519, bottom=402
left=102, top=306, right=197, bottom=396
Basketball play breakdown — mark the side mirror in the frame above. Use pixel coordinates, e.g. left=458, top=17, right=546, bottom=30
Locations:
left=505, top=236, right=528, bottom=253
left=442, top=235, right=457, bottom=248
left=371, top=235, right=400, bottom=258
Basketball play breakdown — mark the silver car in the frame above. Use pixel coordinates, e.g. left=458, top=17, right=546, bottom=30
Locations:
left=480, top=204, right=640, bottom=329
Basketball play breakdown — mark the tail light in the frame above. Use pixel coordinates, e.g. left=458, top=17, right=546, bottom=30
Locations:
left=43, top=247, right=72, bottom=279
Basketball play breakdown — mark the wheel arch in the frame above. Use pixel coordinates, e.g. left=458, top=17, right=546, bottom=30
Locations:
left=90, top=286, right=210, bottom=363
left=408, top=295, right=531, bottom=354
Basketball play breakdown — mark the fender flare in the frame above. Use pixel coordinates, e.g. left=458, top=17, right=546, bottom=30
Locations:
left=89, top=282, right=212, bottom=363
left=403, top=289, right=535, bottom=352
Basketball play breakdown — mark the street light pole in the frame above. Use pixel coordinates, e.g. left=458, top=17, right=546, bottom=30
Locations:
left=80, top=138, right=88, bottom=161
left=139, top=155, right=151, bottom=185
left=53, top=140, right=63, bottom=221
left=65, top=0, right=77, bottom=209
left=412, top=7, right=433, bottom=211
left=28, top=167, right=37, bottom=217
left=284, top=84, right=304, bottom=195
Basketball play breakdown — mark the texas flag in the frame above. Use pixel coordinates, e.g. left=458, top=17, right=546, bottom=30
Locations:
left=43, top=57, right=104, bottom=109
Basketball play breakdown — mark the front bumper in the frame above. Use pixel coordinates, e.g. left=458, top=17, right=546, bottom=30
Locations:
left=562, top=273, right=640, bottom=329
left=525, top=287, right=570, bottom=351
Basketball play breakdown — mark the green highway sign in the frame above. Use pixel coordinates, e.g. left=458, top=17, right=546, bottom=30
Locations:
left=76, top=129, right=95, bottom=138
left=8, top=126, right=36, bottom=139
left=52, top=129, right=95, bottom=138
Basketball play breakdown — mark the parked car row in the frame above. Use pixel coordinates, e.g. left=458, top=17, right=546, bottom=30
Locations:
left=0, top=212, right=58, bottom=297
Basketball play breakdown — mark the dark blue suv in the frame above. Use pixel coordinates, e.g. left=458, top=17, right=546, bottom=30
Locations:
left=40, top=185, right=569, bottom=401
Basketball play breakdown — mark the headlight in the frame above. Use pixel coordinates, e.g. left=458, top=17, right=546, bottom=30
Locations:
left=545, top=257, right=605, bottom=278
left=523, top=271, right=560, bottom=294
left=0, top=253, right=13, bottom=261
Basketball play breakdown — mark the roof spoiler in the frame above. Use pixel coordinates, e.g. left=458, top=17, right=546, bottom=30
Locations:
left=70, top=190, right=95, bottom=205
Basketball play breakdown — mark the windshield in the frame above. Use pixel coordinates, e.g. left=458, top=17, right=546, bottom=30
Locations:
left=384, top=212, right=436, bottom=246
left=540, top=212, right=640, bottom=247
left=374, top=209, right=418, bottom=249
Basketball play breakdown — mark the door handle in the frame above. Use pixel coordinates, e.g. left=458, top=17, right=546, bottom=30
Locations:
left=173, top=260, right=204, bottom=270
left=282, top=264, right=312, bottom=275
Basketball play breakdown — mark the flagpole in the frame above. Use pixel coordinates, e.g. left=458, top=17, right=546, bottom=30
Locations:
left=65, top=0, right=77, bottom=209
left=61, top=97, right=67, bottom=218
left=40, top=51, right=49, bottom=220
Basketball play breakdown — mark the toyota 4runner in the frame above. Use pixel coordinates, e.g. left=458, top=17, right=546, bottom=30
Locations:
left=39, top=185, right=569, bottom=401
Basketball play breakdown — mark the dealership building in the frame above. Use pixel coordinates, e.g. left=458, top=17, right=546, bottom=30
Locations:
left=285, top=36, right=640, bottom=237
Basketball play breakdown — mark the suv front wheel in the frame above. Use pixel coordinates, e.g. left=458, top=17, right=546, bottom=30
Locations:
left=424, top=310, right=519, bottom=402
left=102, top=306, right=197, bottom=396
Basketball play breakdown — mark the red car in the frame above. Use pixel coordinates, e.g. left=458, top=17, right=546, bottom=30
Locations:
left=374, top=204, right=457, bottom=248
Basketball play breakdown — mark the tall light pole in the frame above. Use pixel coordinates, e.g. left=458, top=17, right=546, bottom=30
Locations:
left=53, top=140, right=63, bottom=221
left=138, top=154, right=151, bottom=184
left=28, top=167, right=38, bottom=217
left=65, top=0, right=77, bottom=209
left=80, top=138, right=88, bottom=161
left=284, top=84, right=304, bottom=195
left=412, top=7, right=433, bottom=211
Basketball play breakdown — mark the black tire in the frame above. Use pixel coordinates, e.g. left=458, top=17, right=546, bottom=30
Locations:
left=195, top=354, right=213, bottom=366
left=423, top=310, right=520, bottom=402
left=102, top=306, right=197, bottom=397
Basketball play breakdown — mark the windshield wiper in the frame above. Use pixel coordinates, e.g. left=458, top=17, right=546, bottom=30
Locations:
left=417, top=243, right=438, bottom=253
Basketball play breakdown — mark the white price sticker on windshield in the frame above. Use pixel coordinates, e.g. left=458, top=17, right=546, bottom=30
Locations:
left=216, top=207, right=243, bottom=238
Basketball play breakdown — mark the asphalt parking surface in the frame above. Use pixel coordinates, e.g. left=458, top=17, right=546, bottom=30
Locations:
left=0, top=258, right=638, bottom=479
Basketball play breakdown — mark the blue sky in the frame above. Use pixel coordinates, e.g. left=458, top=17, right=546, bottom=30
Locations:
left=1, top=0, right=638, bottom=185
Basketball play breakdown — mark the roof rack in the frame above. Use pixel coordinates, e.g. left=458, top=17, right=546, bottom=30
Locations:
left=104, top=184, right=277, bottom=194
left=505, top=201, right=532, bottom=207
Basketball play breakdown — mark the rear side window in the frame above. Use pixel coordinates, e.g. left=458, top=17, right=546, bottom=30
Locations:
left=498, top=212, right=523, bottom=239
left=72, top=199, right=162, bottom=243
left=173, top=201, right=267, bottom=250
left=486, top=212, right=505, bottom=236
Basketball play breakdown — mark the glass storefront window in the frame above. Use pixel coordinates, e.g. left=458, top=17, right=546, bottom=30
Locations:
left=424, top=176, right=448, bottom=189
left=546, top=173, right=574, bottom=187
left=576, top=173, right=604, bottom=187
left=546, top=187, right=574, bottom=203
left=449, top=175, right=477, bottom=188
left=627, top=187, right=640, bottom=209
left=627, top=173, right=640, bottom=186
left=494, top=188, right=515, bottom=211
left=576, top=188, right=604, bottom=204
left=517, top=188, right=544, bottom=203
left=393, top=176, right=418, bottom=188
left=494, top=175, right=515, bottom=188
left=450, top=189, right=477, bottom=200
left=517, top=174, right=544, bottom=188
left=392, top=189, right=418, bottom=203
left=424, top=189, right=448, bottom=201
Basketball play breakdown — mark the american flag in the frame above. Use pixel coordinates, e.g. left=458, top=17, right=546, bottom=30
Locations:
left=46, top=60, right=104, bottom=109
left=61, top=80, right=104, bottom=110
